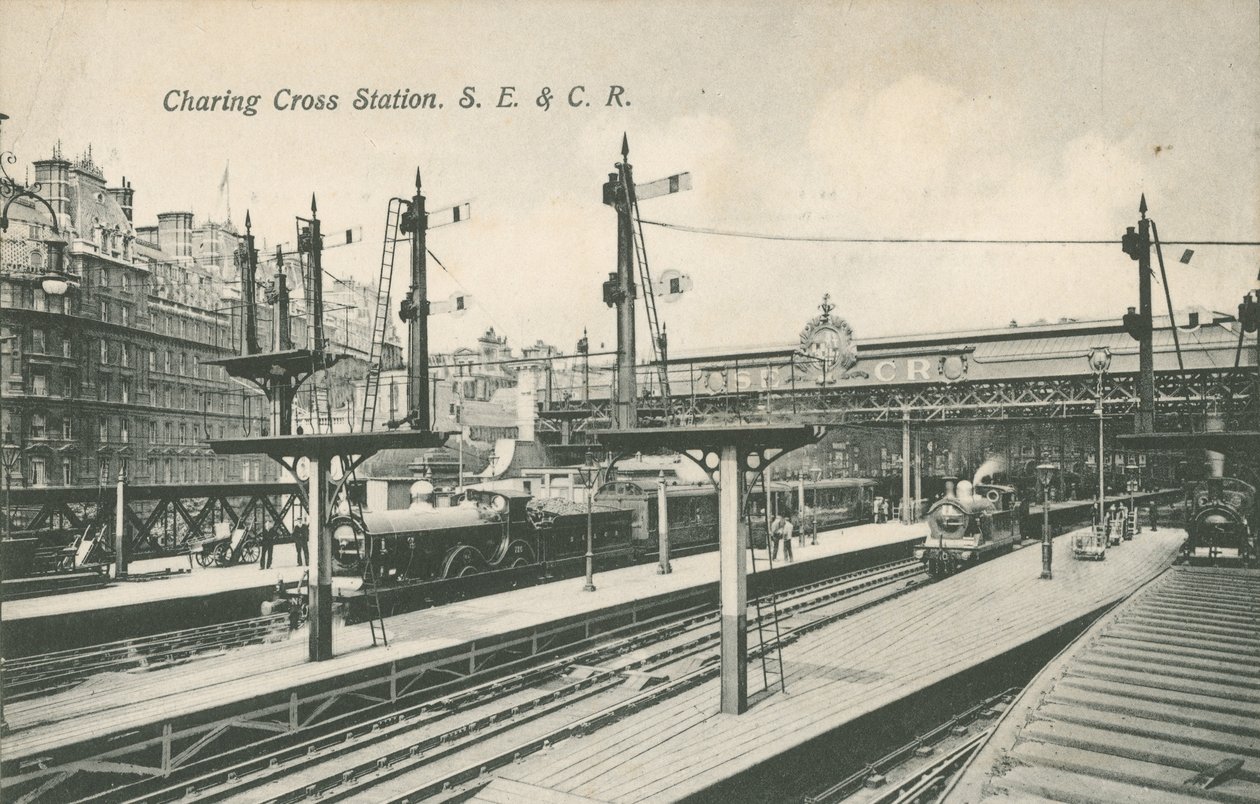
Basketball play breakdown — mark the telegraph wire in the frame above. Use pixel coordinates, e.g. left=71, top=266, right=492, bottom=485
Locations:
left=639, top=219, right=1260, bottom=247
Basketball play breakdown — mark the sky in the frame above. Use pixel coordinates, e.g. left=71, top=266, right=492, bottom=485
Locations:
left=3, top=0, right=1258, bottom=360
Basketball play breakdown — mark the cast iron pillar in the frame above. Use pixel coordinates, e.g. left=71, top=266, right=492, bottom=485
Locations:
left=602, top=136, right=637, bottom=430
left=901, top=410, right=912, bottom=523
left=717, top=444, right=746, bottom=714
left=1122, top=195, right=1155, bottom=433
left=237, top=211, right=260, bottom=355
left=657, top=476, right=672, bottom=574
left=401, top=170, right=430, bottom=430
left=114, top=463, right=127, bottom=578
left=308, top=457, right=332, bottom=660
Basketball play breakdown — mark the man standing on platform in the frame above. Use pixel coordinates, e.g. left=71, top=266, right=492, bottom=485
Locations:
left=293, top=521, right=309, bottom=566
left=770, top=514, right=784, bottom=561
left=258, top=526, right=274, bottom=570
left=778, top=514, right=795, bottom=563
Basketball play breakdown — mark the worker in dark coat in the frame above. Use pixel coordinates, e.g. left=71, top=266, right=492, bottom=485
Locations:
left=258, top=526, right=274, bottom=570
left=293, top=522, right=309, bottom=566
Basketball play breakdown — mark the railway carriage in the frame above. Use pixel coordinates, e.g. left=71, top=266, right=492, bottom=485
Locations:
left=802, top=478, right=877, bottom=530
left=593, top=480, right=718, bottom=557
left=915, top=478, right=1024, bottom=578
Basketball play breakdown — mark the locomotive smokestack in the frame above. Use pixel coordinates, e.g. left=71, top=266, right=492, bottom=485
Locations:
left=943, top=476, right=958, bottom=498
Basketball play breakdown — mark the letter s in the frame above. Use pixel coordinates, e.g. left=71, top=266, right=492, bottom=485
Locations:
left=460, top=86, right=477, bottom=108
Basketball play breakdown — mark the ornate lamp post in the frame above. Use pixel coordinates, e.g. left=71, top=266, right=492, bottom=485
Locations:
left=575, top=451, right=600, bottom=592
left=1037, top=463, right=1057, bottom=580
left=1, top=436, right=21, bottom=735
left=1087, top=347, right=1112, bottom=526
left=1126, top=464, right=1140, bottom=535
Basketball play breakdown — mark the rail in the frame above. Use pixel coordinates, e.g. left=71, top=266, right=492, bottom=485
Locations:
left=65, top=560, right=924, bottom=804
left=4, top=614, right=291, bottom=701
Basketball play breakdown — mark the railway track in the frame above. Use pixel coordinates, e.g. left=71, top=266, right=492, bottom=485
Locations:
left=82, top=558, right=928, bottom=804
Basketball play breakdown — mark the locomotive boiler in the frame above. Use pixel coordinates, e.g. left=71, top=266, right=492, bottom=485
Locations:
left=330, top=483, right=634, bottom=585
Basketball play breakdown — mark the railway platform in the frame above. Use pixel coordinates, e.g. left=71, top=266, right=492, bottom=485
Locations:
left=486, top=526, right=1188, bottom=803
left=3, top=547, right=311, bottom=657
left=946, top=563, right=1260, bottom=803
left=0, top=519, right=925, bottom=800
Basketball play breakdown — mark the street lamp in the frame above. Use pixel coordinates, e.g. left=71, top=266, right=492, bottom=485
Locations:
left=1036, top=463, right=1057, bottom=580
left=1, top=436, right=21, bottom=735
left=2, top=437, right=20, bottom=538
left=575, top=451, right=601, bottom=592
left=1126, top=464, right=1140, bottom=535
left=1087, top=347, right=1112, bottom=527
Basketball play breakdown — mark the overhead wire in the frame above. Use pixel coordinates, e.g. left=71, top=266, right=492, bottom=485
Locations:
left=639, top=218, right=1260, bottom=247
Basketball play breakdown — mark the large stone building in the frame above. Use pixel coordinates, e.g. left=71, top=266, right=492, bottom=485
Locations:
left=0, top=146, right=273, bottom=487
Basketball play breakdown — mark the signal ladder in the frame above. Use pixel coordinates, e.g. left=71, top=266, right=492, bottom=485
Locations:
left=337, top=197, right=408, bottom=646
left=747, top=474, right=787, bottom=700
left=622, top=181, right=671, bottom=404
left=359, top=197, right=407, bottom=433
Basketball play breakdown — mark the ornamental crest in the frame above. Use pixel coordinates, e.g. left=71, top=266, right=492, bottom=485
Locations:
left=798, top=294, right=863, bottom=377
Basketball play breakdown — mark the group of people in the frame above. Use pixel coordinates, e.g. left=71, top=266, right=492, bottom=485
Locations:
left=768, top=512, right=816, bottom=563
left=872, top=497, right=894, bottom=523
left=257, top=522, right=310, bottom=570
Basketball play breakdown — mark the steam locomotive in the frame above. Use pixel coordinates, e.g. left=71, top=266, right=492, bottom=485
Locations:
left=915, top=477, right=1025, bottom=578
left=331, top=486, right=634, bottom=584
left=331, top=475, right=878, bottom=593
left=1183, top=477, right=1257, bottom=565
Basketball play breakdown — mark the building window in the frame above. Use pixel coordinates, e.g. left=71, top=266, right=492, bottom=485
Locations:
left=121, top=307, right=129, bottom=327
left=63, top=418, right=73, bottom=439
left=164, top=458, right=172, bottom=483
left=100, top=340, right=109, bottom=364
left=165, top=422, right=172, bottom=443
left=179, top=423, right=186, bottom=444
left=148, top=349, right=156, bottom=372
left=62, top=458, right=73, bottom=485
left=120, top=421, right=129, bottom=443
left=34, top=288, right=47, bottom=312
left=121, top=380, right=131, bottom=404
left=31, top=372, right=47, bottom=396
left=120, top=343, right=129, bottom=368
left=100, top=300, right=108, bottom=322
left=31, top=412, right=46, bottom=439
left=149, top=421, right=156, bottom=443
left=164, top=351, right=171, bottom=373
left=32, top=328, right=45, bottom=353
left=99, top=418, right=108, bottom=442
left=30, top=457, right=47, bottom=487
left=62, top=337, right=72, bottom=358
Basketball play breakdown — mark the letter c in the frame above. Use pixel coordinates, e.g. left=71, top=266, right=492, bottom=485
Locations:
left=163, top=90, right=182, bottom=112
left=568, top=86, right=586, bottom=107
left=874, top=360, right=897, bottom=382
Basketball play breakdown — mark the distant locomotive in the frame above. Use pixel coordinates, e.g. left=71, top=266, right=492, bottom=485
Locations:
left=1183, top=477, right=1257, bottom=565
left=915, top=477, right=1024, bottom=578
left=331, top=486, right=634, bottom=584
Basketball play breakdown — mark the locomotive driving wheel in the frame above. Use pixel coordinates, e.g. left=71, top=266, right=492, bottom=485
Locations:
left=194, top=548, right=218, bottom=568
